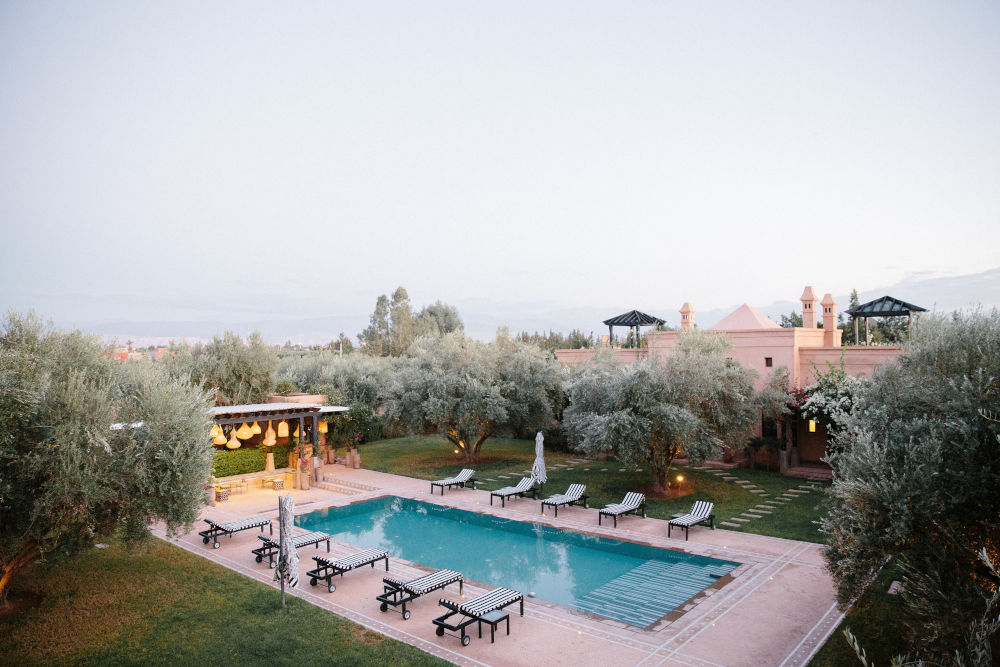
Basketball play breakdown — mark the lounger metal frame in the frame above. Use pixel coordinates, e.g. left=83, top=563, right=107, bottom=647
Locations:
left=433, top=588, right=524, bottom=647
left=540, top=484, right=589, bottom=517
left=306, top=548, right=389, bottom=593
left=376, top=569, right=463, bottom=619
left=430, top=469, right=478, bottom=495
left=198, top=517, right=272, bottom=549
left=667, top=501, right=716, bottom=540
left=252, top=531, right=331, bottom=568
left=598, top=492, right=647, bottom=527
left=489, top=478, right=537, bottom=507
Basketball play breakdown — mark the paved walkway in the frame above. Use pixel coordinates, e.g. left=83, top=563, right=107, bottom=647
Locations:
left=155, top=464, right=843, bottom=667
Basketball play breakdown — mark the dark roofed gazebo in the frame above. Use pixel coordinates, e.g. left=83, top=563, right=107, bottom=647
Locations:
left=603, top=310, right=666, bottom=348
left=846, top=296, right=927, bottom=345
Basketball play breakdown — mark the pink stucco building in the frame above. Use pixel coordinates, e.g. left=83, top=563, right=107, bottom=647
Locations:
left=555, top=287, right=904, bottom=471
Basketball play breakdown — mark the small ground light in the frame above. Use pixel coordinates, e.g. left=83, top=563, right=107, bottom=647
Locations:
left=454, top=449, right=459, bottom=454
left=676, top=475, right=684, bottom=483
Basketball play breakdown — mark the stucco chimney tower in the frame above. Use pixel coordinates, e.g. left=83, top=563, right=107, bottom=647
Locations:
left=821, top=293, right=838, bottom=346
left=679, top=302, right=695, bottom=330
left=800, top=286, right=818, bottom=328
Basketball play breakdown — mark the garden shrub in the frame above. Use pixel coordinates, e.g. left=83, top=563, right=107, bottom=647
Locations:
left=212, top=445, right=292, bottom=477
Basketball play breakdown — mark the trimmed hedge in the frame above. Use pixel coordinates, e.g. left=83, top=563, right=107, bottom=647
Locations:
left=212, top=445, right=291, bottom=478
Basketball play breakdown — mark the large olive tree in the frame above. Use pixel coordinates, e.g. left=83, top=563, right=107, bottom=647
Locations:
left=192, top=331, right=277, bottom=405
left=824, top=311, right=1000, bottom=661
left=563, top=332, right=760, bottom=494
left=0, top=314, right=213, bottom=605
left=385, top=332, right=564, bottom=463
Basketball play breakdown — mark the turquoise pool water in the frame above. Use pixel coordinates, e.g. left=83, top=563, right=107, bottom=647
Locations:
left=295, top=496, right=738, bottom=627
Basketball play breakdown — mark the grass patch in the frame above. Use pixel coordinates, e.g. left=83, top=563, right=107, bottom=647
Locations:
left=0, top=539, right=447, bottom=667
left=362, top=436, right=830, bottom=543
left=809, top=563, right=910, bottom=666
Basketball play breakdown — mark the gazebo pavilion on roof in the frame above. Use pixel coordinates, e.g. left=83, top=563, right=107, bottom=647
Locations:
left=845, top=296, right=927, bottom=345
left=602, top=310, right=666, bottom=347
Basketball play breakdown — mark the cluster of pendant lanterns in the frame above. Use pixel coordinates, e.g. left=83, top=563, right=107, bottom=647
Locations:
left=209, top=418, right=329, bottom=449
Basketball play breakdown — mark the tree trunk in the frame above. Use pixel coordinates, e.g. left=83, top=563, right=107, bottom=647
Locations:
left=0, top=540, right=39, bottom=607
left=649, top=461, right=672, bottom=495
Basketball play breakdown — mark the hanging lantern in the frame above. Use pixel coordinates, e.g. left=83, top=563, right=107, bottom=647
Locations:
left=277, top=420, right=289, bottom=438
left=317, top=420, right=328, bottom=434
left=251, top=421, right=261, bottom=435
left=264, top=421, right=277, bottom=446
left=293, top=424, right=300, bottom=438
left=808, top=419, right=817, bottom=433
left=235, top=422, right=253, bottom=440
left=213, top=429, right=228, bottom=445
left=226, top=429, right=241, bottom=449
left=209, top=424, right=222, bottom=439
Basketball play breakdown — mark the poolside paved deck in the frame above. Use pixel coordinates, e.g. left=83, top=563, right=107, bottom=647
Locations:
left=154, top=464, right=843, bottom=667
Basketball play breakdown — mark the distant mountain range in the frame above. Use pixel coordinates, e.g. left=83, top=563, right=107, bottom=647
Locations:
left=87, top=266, right=1000, bottom=347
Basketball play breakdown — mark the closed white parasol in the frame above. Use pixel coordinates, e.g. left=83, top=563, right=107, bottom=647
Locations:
left=275, top=494, right=299, bottom=605
left=531, top=431, right=547, bottom=485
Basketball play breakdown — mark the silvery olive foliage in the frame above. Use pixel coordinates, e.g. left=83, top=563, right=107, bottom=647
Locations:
left=384, top=332, right=565, bottom=463
left=191, top=331, right=278, bottom=405
left=563, top=331, right=760, bottom=493
left=276, top=350, right=396, bottom=408
left=823, top=311, right=1000, bottom=661
left=0, top=313, right=213, bottom=604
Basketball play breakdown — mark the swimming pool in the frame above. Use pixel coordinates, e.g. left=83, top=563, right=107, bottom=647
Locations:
left=295, top=496, right=738, bottom=627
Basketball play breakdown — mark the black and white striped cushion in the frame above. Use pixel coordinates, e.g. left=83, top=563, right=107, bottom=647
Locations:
left=216, top=517, right=270, bottom=532
left=404, top=569, right=462, bottom=594
left=458, top=588, right=522, bottom=615
left=317, top=548, right=387, bottom=571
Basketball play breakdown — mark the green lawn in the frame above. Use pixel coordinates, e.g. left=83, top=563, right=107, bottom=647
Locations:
left=0, top=539, right=447, bottom=667
left=809, top=563, right=910, bottom=666
left=362, top=435, right=830, bottom=543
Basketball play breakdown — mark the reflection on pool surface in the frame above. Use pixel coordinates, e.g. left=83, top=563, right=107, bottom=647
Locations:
left=295, top=496, right=738, bottom=627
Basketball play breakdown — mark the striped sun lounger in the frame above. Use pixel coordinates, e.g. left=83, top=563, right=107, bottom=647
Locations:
left=667, top=501, right=715, bottom=540
left=598, top=492, right=647, bottom=527
left=433, top=587, right=524, bottom=646
left=252, top=531, right=331, bottom=568
left=540, top=484, right=588, bottom=517
left=430, top=469, right=477, bottom=495
left=306, top=548, right=390, bottom=593
left=490, top=477, right=537, bottom=507
left=198, top=517, right=272, bottom=549
left=376, top=569, right=463, bottom=619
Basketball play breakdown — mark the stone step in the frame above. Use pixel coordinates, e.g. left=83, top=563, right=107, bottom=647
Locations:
left=729, top=517, right=750, bottom=523
left=720, top=521, right=742, bottom=528
left=748, top=509, right=772, bottom=514
left=317, top=482, right=359, bottom=495
left=321, top=475, right=379, bottom=491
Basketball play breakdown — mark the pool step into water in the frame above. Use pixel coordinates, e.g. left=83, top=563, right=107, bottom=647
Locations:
left=575, top=560, right=736, bottom=628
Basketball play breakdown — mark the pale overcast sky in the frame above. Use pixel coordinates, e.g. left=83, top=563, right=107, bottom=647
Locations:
left=2, top=1, right=999, bottom=328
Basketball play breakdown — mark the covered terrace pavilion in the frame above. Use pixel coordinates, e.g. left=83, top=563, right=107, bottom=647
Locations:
left=603, top=309, right=666, bottom=347
left=845, top=295, right=927, bottom=345
left=209, top=402, right=348, bottom=491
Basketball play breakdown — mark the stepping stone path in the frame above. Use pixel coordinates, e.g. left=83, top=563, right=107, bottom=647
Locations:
left=720, top=521, right=742, bottom=527
left=748, top=509, right=772, bottom=514
left=729, top=517, right=750, bottom=523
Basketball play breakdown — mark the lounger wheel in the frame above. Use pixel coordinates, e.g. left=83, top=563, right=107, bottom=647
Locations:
left=461, top=635, right=471, bottom=646
left=402, top=609, right=411, bottom=620
left=269, top=561, right=276, bottom=569
left=328, top=583, right=336, bottom=593
left=310, top=577, right=318, bottom=587
left=213, top=541, right=220, bottom=549
left=380, top=602, right=388, bottom=612
left=436, top=626, right=444, bottom=637
left=202, top=537, right=210, bottom=544
left=255, top=555, right=262, bottom=563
